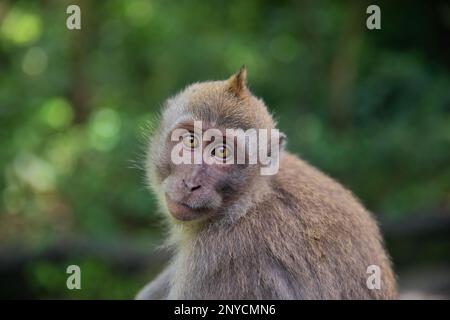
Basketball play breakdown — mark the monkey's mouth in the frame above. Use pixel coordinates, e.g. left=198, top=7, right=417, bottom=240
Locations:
left=165, top=196, right=209, bottom=221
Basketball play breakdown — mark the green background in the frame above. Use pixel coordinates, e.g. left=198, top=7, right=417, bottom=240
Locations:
left=0, top=0, right=449, bottom=298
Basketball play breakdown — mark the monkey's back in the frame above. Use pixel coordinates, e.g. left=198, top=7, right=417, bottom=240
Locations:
left=248, top=152, right=397, bottom=299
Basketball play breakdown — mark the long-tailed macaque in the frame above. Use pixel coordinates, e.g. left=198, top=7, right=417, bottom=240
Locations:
left=136, top=67, right=397, bottom=299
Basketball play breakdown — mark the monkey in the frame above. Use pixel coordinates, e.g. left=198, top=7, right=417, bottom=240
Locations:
left=136, top=67, right=397, bottom=300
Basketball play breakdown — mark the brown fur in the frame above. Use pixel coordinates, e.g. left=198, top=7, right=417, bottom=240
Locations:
left=136, top=68, right=397, bottom=300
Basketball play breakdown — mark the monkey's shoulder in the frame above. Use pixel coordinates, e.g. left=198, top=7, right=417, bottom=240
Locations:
left=258, top=151, right=380, bottom=241
left=273, top=152, right=365, bottom=212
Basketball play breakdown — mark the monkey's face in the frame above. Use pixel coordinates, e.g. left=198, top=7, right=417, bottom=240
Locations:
left=159, top=129, right=256, bottom=221
left=147, top=68, right=281, bottom=222
left=151, top=114, right=263, bottom=221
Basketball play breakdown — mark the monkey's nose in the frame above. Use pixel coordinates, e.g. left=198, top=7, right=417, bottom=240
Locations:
left=182, top=179, right=202, bottom=192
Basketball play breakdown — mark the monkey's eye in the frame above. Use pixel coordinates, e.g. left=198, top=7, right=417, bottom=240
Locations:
left=182, top=133, right=199, bottom=150
left=212, top=145, right=231, bottom=160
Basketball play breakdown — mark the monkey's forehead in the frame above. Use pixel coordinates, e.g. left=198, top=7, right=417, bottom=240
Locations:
left=162, top=81, right=275, bottom=132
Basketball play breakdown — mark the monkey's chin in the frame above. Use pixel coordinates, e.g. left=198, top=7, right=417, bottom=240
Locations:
left=165, top=197, right=207, bottom=221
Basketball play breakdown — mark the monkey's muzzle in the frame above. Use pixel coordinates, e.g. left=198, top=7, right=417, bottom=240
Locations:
left=165, top=195, right=207, bottom=221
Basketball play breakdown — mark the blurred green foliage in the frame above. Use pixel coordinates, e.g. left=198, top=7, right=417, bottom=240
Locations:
left=0, top=0, right=449, bottom=298
left=28, top=259, right=148, bottom=299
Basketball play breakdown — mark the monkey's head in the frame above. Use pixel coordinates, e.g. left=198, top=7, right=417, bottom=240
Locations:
left=146, top=67, right=284, bottom=223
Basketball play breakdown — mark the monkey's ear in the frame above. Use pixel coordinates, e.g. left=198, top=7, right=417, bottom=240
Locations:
left=279, top=132, right=287, bottom=150
left=227, top=65, right=248, bottom=97
left=269, top=131, right=287, bottom=157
